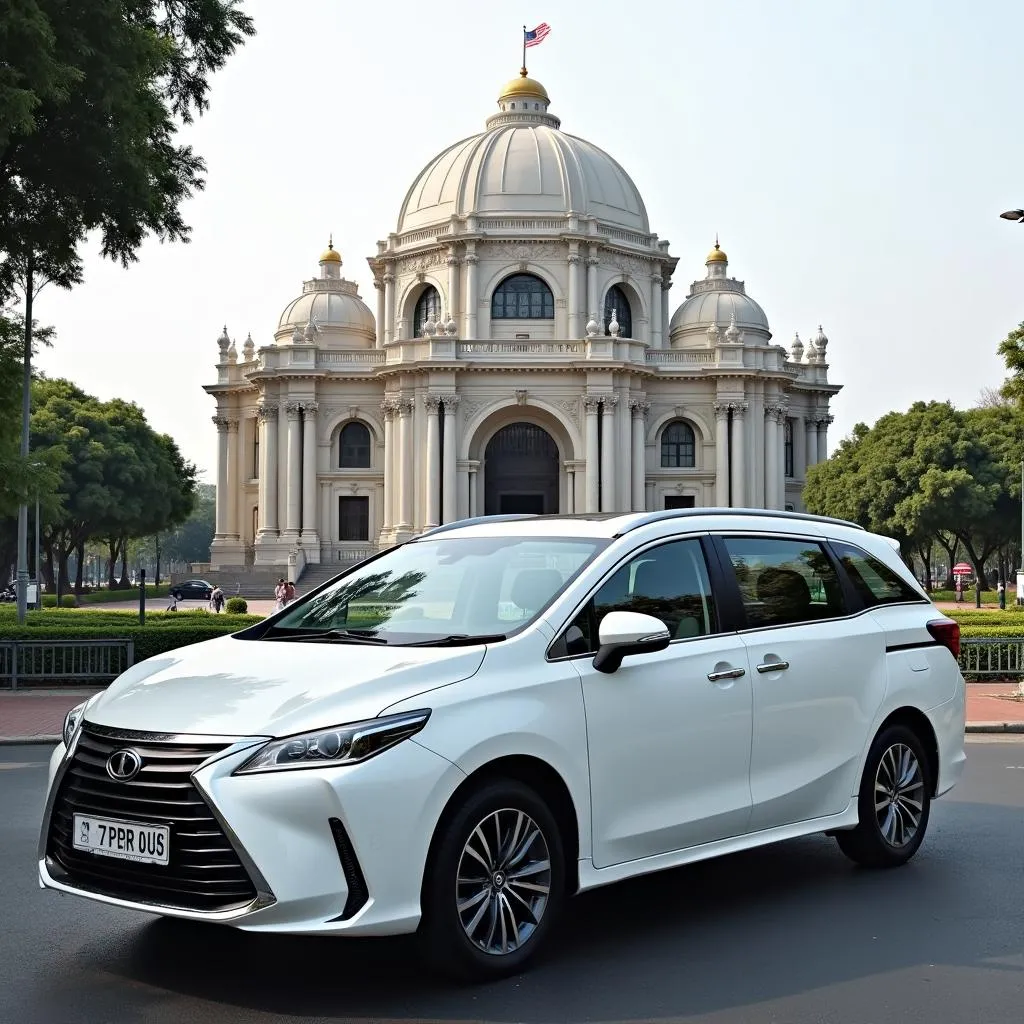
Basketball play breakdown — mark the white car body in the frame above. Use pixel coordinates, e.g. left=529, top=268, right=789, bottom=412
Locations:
left=39, top=509, right=966, bottom=972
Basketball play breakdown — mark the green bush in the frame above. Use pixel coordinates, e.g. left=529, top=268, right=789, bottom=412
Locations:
left=79, top=585, right=171, bottom=605
left=60, top=594, right=77, bottom=608
left=225, top=597, right=247, bottom=614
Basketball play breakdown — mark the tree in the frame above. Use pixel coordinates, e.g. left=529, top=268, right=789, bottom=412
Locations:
left=0, top=1, right=255, bottom=301
left=999, top=322, right=1024, bottom=406
left=162, top=483, right=215, bottom=564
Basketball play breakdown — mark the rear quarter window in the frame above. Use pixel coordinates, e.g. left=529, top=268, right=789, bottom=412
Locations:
left=831, top=541, right=925, bottom=607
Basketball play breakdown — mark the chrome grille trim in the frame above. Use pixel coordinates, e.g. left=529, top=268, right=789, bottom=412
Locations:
left=43, top=725, right=275, bottom=914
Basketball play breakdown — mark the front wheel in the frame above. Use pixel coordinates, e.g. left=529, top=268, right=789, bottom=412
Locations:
left=418, top=779, right=565, bottom=981
left=836, top=724, right=932, bottom=868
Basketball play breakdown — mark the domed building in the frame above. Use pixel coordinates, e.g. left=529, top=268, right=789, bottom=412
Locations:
left=205, top=72, right=840, bottom=578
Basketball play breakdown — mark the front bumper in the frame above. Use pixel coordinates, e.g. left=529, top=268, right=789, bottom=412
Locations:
left=39, top=725, right=465, bottom=936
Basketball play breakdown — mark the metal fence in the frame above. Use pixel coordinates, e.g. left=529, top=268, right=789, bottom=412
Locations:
left=0, top=639, right=135, bottom=689
left=959, top=638, right=1024, bottom=679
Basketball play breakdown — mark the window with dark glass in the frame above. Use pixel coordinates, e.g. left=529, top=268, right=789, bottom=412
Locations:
left=557, top=538, right=717, bottom=657
left=413, top=286, right=441, bottom=337
left=661, top=421, right=696, bottom=468
left=721, top=536, right=846, bottom=628
left=831, top=542, right=924, bottom=607
left=338, top=496, right=369, bottom=542
left=664, top=495, right=695, bottom=509
left=603, top=285, right=632, bottom=337
left=339, top=422, right=371, bottom=468
left=491, top=274, right=554, bottom=319
left=784, top=419, right=794, bottom=477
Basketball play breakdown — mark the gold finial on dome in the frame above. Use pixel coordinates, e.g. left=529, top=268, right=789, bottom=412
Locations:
left=320, top=234, right=342, bottom=264
left=706, top=235, right=728, bottom=264
left=499, top=68, right=550, bottom=104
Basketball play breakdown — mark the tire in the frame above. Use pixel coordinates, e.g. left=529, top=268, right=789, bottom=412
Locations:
left=836, top=724, right=932, bottom=868
left=171, top=590, right=182, bottom=601
left=418, top=778, right=565, bottom=981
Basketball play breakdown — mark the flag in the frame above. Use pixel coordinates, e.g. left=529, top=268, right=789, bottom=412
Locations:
left=524, top=23, right=550, bottom=48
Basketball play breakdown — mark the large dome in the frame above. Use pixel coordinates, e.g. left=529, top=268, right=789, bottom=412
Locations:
left=396, top=73, right=650, bottom=236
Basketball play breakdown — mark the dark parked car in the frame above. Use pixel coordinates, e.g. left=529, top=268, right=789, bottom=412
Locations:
left=170, top=579, right=214, bottom=602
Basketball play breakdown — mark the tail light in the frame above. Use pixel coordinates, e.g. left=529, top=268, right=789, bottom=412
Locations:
left=927, top=618, right=960, bottom=658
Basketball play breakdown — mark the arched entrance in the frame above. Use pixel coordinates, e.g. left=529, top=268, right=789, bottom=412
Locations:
left=484, top=423, right=559, bottom=515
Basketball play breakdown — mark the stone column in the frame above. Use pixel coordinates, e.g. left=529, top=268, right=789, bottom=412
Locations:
left=730, top=402, right=747, bottom=507
left=468, top=465, right=478, bottom=517
left=227, top=418, right=240, bottom=538
left=284, top=401, right=302, bottom=537
left=630, top=400, right=649, bottom=511
left=398, top=398, right=414, bottom=530
left=805, top=417, right=819, bottom=470
left=374, top=281, right=385, bottom=348
left=586, top=254, right=599, bottom=329
left=301, top=402, right=318, bottom=540
left=817, top=415, right=832, bottom=463
left=600, top=395, right=618, bottom=512
left=794, top=414, right=807, bottom=480
left=661, top=275, right=671, bottom=344
left=564, top=464, right=576, bottom=514
left=446, top=250, right=460, bottom=325
left=764, top=405, right=779, bottom=510
left=714, top=402, right=730, bottom=506
left=567, top=249, right=581, bottom=337
left=584, top=396, right=600, bottom=513
left=380, top=399, right=396, bottom=533
left=383, top=271, right=395, bottom=345
left=213, top=416, right=230, bottom=538
left=257, top=404, right=279, bottom=535
left=277, top=404, right=288, bottom=533
left=442, top=394, right=460, bottom=524
left=464, top=250, right=478, bottom=339
left=650, top=273, right=663, bottom=348
left=424, top=394, right=441, bottom=528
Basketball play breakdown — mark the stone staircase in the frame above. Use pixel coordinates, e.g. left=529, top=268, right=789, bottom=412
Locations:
left=170, top=562, right=349, bottom=601
left=295, top=563, right=346, bottom=594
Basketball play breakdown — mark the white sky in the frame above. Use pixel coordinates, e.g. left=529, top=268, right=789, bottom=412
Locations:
left=33, top=0, right=1024, bottom=481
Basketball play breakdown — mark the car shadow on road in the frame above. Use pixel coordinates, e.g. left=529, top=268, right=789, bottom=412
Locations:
left=87, top=803, right=1024, bottom=1022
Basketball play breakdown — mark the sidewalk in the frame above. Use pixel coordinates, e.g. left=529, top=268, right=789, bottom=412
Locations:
left=2, top=683, right=1022, bottom=744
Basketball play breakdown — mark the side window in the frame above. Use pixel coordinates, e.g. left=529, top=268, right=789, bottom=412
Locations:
left=722, top=536, right=845, bottom=628
left=831, top=541, right=924, bottom=607
left=559, top=538, right=717, bottom=657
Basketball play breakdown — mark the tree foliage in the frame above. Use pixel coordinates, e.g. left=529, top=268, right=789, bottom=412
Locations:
left=804, top=401, right=1024, bottom=585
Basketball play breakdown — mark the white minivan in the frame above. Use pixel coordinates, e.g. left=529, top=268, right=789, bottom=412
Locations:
left=40, top=509, right=966, bottom=979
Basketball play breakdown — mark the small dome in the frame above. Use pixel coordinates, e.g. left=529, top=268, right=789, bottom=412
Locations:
left=671, top=290, right=769, bottom=333
left=278, top=288, right=374, bottom=334
left=499, top=72, right=549, bottom=103
left=706, top=241, right=727, bottom=264
left=319, top=239, right=342, bottom=264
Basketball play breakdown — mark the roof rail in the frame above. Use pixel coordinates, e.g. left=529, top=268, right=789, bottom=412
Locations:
left=412, top=513, right=538, bottom=540
left=613, top=507, right=865, bottom=536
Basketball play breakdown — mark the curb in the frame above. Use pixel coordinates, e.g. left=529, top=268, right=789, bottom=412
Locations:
left=965, top=722, right=1024, bottom=734
left=0, top=735, right=60, bottom=746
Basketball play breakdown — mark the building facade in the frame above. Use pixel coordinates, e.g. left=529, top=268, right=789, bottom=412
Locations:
left=204, top=72, right=840, bottom=574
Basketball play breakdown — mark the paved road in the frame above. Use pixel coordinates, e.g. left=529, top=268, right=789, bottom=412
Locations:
left=2, top=740, right=1022, bottom=1024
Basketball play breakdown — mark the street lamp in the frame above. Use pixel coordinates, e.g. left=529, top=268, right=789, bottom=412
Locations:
left=1000, top=210, right=1024, bottom=222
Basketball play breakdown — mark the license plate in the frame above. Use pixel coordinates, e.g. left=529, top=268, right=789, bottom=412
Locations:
left=72, top=814, right=170, bottom=866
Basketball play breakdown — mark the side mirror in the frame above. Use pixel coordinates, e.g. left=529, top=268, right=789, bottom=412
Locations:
left=592, top=610, right=671, bottom=674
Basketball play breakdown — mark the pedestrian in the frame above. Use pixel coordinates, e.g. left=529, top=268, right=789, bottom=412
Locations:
left=955, top=579, right=963, bottom=604
left=274, top=579, right=286, bottom=612
left=211, top=585, right=225, bottom=613
left=285, top=580, right=296, bottom=605
left=998, top=579, right=1006, bottom=610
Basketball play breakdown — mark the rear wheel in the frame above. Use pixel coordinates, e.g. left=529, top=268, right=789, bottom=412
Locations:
left=418, top=779, right=565, bottom=981
left=836, top=724, right=932, bottom=868
left=171, top=590, right=182, bottom=601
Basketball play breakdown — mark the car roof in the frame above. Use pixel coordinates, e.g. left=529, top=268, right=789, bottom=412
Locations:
left=413, top=509, right=867, bottom=543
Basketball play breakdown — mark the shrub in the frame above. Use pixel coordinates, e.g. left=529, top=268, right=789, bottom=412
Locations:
left=225, top=597, right=247, bottom=614
left=60, top=594, right=77, bottom=608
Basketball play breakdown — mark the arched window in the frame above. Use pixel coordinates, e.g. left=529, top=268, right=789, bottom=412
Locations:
left=491, top=273, right=554, bottom=319
left=604, top=285, right=632, bottom=338
left=413, top=286, right=441, bottom=337
left=661, top=421, right=696, bottom=468
left=339, top=422, right=372, bottom=468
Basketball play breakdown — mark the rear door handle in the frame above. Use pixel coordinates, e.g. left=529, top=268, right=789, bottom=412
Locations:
left=756, top=660, right=790, bottom=674
left=707, top=667, right=746, bottom=682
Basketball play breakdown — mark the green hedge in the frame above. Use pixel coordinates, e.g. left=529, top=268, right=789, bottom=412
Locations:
left=225, top=597, right=247, bottom=614
left=79, top=585, right=171, bottom=605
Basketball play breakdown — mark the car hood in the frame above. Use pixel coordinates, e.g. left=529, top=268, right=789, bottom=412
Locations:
left=83, top=634, right=486, bottom=737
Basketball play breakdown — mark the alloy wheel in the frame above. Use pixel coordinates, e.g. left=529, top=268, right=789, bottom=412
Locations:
left=455, top=807, right=552, bottom=956
left=874, top=742, right=925, bottom=848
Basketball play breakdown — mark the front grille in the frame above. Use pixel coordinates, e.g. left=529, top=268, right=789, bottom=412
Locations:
left=47, top=727, right=258, bottom=913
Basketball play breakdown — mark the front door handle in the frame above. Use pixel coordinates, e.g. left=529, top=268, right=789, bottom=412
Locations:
left=707, top=667, right=746, bottom=682
left=756, top=659, right=790, bottom=674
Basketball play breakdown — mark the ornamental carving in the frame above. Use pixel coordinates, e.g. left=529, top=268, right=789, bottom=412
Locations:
left=603, top=252, right=648, bottom=277
left=460, top=401, right=484, bottom=424
left=302, top=401, right=319, bottom=417
left=256, top=404, right=278, bottom=422
left=284, top=401, right=303, bottom=418
left=380, top=398, right=401, bottom=418
left=398, top=251, right=446, bottom=274
left=556, top=397, right=580, bottom=427
left=582, top=395, right=603, bottom=413
left=629, top=399, right=651, bottom=418
left=212, top=416, right=231, bottom=431
left=440, top=394, right=460, bottom=412
left=602, top=394, right=619, bottom=408
left=397, top=397, right=414, bottom=415
left=488, top=242, right=563, bottom=261
left=514, top=389, right=528, bottom=406
left=423, top=394, right=442, bottom=413
left=713, top=402, right=731, bottom=420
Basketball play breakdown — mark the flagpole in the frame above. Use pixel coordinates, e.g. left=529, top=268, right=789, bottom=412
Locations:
left=522, top=25, right=527, bottom=75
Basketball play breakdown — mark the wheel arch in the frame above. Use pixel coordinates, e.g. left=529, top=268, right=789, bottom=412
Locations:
left=422, top=754, right=582, bottom=899
left=876, top=706, right=940, bottom=796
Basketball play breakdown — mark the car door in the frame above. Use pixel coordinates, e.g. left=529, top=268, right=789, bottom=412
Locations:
left=555, top=535, right=754, bottom=869
left=712, top=533, right=887, bottom=832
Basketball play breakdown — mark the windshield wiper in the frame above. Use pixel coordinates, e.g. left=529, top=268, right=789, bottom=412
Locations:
left=267, top=628, right=387, bottom=645
left=400, top=633, right=507, bottom=648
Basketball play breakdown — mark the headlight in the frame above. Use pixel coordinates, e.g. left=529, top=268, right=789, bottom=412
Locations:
left=63, top=700, right=88, bottom=748
left=233, top=709, right=431, bottom=775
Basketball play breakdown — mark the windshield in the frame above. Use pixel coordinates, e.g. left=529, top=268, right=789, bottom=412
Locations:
left=264, top=535, right=606, bottom=645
